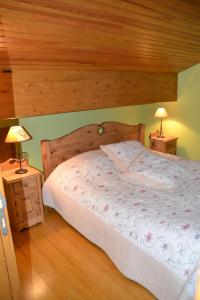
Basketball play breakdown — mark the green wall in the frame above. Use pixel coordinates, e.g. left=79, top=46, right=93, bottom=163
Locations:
left=20, top=63, right=200, bottom=170
left=140, top=63, right=200, bottom=160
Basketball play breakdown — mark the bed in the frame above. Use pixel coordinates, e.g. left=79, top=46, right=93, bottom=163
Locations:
left=41, top=122, right=200, bottom=300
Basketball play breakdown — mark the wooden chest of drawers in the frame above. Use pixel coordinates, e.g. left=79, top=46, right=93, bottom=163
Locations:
left=2, top=166, right=44, bottom=231
left=150, top=136, right=178, bottom=155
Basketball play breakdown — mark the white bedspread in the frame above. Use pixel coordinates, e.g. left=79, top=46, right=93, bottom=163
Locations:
left=43, top=150, right=200, bottom=300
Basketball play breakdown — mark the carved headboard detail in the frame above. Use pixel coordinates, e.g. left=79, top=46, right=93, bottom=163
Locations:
left=41, top=122, right=145, bottom=179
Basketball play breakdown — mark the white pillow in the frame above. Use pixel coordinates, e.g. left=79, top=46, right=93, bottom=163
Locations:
left=124, top=150, right=185, bottom=188
left=100, top=140, right=146, bottom=172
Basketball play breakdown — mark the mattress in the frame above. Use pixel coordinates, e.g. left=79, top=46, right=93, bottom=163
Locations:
left=43, top=150, right=200, bottom=300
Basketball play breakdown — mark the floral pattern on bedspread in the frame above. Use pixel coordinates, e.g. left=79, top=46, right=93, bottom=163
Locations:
left=52, top=151, right=200, bottom=298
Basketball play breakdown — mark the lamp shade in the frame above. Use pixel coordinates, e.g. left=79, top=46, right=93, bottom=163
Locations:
left=154, top=108, right=168, bottom=118
left=5, top=126, right=31, bottom=143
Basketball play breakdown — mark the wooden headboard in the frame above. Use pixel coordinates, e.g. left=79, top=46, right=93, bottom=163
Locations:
left=41, top=122, right=145, bottom=179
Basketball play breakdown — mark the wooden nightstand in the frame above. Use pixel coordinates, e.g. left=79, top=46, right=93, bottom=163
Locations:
left=150, top=134, right=178, bottom=155
left=2, top=166, right=44, bottom=231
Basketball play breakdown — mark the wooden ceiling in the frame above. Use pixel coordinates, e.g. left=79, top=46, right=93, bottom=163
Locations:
left=1, top=0, right=200, bottom=72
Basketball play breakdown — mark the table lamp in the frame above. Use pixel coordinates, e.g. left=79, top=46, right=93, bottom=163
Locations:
left=5, top=126, right=31, bottom=174
left=154, top=108, right=168, bottom=138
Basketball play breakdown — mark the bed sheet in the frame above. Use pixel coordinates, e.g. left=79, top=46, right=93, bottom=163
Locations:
left=43, top=150, right=200, bottom=300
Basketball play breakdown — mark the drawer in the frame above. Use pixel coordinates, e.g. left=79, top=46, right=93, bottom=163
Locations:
left=166, top=141, right=177, bottom=155
left=12, top=198, right=22, bottom=225
left=12, top=177, right=37, bottom=195
left=14, top=193, right=39, bottom=218
left=150, top=140, right=165, bottom=152
left=167, top=148, right=176, bottom=155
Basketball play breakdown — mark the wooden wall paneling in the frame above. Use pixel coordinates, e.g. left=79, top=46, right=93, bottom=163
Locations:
left=13, top=69, right=177, bottom=117
left=0, top=13, right=9, bottom=71
left=0, top=14, right=15, bottom=119
left=0, top=71, right=15, bottom=119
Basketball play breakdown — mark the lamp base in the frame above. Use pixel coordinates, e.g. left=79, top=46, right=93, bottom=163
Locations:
left=15, top=168, right=28, bottom=174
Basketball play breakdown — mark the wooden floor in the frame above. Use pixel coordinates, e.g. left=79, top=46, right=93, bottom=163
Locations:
left=13, top=209, right=155, bottom=300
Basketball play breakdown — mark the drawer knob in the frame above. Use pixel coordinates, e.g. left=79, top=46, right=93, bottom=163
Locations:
left=23, top=182, right=28, bottom=188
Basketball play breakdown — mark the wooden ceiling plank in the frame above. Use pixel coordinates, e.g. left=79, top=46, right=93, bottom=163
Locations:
left=4, top=35, right=200, bottom=59
left=6, top=46, right=200, bottom=64
left=148, top=0, right=200, bottom=20
left=115, top=0, right=200, bottom=28
left=17, top=0, right=200, bottom=33
left=3, top=0, right=199, bottom=36
left=2, top=1, right=200, bottom=42
left=3, top=10, right=200, bottom=52
left=4, top=36, right=200, bottom=63
left=1, top=0, right=200, bottom=72
left=3, top=20, right=200, bottom=58
left=6, top=62, right=186, bottom=72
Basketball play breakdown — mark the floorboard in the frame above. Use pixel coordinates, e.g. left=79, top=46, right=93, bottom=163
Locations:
left=13, top=209, right=155, bottom=300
